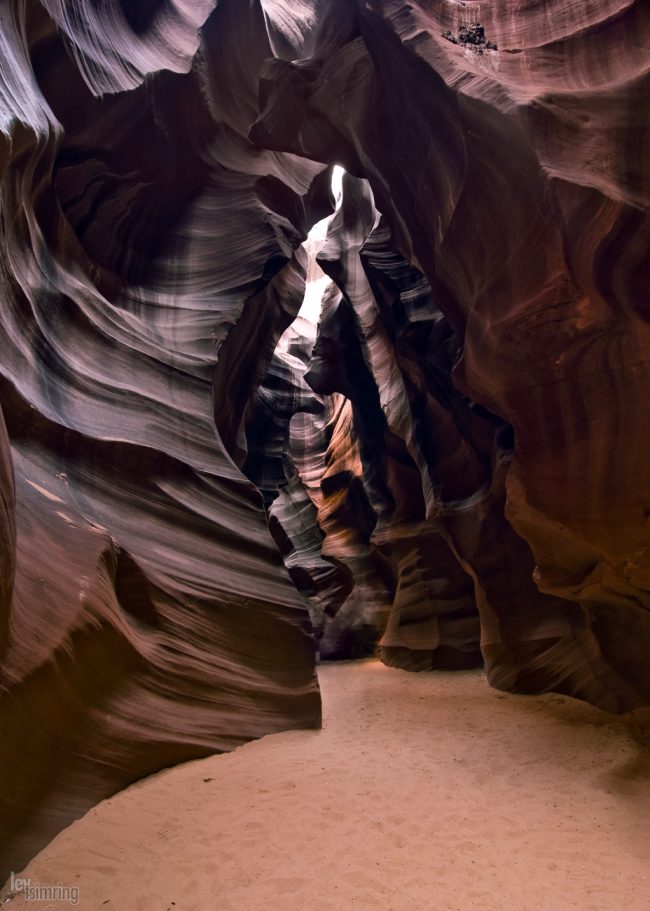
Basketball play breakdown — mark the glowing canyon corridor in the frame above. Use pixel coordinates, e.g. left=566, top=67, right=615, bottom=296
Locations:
left=0, top=0, right=649, bottom=902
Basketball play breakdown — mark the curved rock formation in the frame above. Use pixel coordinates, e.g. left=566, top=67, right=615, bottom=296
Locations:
left=253, top=0, right=650, bottom=709
left=0, top=0, right=328, bottom=878
left=1, top=0, right=650, bottom=881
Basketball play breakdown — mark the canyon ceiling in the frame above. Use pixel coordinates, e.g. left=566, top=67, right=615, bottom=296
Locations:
left=1, top=0, right=649, bottom=878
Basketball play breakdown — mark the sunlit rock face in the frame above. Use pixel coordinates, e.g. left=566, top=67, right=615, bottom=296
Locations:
left=1, top=0, right=650, bottom=880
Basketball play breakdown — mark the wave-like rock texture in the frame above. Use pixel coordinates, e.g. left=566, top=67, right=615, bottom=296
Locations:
left=301, top=177, right=487, bottom=670
left=0, top=0, right=331, bottom=879
left=292, top=386, right=395, bottom=659
left=252, top=0, right=650, bottom=708
left=2, top=0, right=650, bottom=880
left=236, top=315, right=391, bottom=660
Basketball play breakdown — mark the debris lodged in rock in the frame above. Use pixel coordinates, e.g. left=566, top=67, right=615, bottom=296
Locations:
left=442, top=23, right=497, bottom=52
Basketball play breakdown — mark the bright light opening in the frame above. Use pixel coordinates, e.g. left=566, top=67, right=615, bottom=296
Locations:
left=297, top=165, right=344, bottom=324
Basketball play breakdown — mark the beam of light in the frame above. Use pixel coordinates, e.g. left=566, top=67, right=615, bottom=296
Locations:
left=297, top=165, right=344, bottom=324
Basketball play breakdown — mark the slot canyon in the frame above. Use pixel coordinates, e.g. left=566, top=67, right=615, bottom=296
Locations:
left=0, top=0, right=649, bottom=906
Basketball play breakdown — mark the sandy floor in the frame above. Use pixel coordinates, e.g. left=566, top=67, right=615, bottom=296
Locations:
left=3, top=661, right=650, bottom=910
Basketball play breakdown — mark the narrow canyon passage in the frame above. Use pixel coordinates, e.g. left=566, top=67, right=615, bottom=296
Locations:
left=6, top=662, right=649, bottom=911
left=2, top=0, right=650, bottom=889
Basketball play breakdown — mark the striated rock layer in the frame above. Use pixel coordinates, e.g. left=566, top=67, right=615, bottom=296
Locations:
left=0, top=0, right=329, bottom=878
left=253, top=0, right=650, bottom=710
left=1, top=0, right=650, bottom=879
